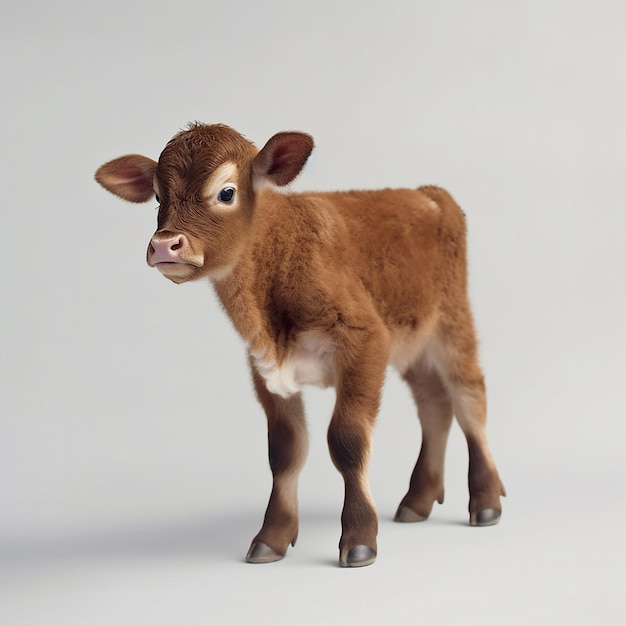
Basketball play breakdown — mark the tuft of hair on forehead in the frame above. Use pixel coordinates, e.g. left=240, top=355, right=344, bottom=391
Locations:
left=157, top=123, right=258, bottom=199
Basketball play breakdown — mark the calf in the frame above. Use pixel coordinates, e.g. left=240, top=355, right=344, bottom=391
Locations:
left=95, top=123, right=505, bottom=567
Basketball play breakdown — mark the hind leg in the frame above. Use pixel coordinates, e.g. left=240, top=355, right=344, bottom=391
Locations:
left=434, top=321, right=506, bottom=526
left=395, top=358, right=454, bottom=522
left=449, top=372, right=506, bottom=526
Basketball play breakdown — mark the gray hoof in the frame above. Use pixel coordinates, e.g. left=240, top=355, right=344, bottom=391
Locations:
left=394, top=505, right=428, bottom=523
left=339, top=545, right=377, bottom=568
left=471, top=508, right=501, bottom=527
left=246, top=541, right=284, bottom=564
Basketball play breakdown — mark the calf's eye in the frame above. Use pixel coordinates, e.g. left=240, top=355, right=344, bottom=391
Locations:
left=218, top=187, right=235, bottom=203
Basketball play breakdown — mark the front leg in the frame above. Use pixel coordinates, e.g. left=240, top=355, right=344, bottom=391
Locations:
left=327, top=325, right=390, bottom=568
left=246, top=362, right=308, bottom=564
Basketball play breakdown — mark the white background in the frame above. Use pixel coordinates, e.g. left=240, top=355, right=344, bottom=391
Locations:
left=2, top=1, right=625, bottom=624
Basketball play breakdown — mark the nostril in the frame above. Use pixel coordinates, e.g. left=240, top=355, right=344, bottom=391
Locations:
left=149, top=233, right=189, bottom=265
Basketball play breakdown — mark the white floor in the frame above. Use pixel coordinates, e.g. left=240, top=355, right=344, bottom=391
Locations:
left=3, top=464, right=624, bottom=626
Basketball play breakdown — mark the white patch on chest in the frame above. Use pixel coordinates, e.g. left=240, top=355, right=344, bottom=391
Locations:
left=251, top=330, right=336, bottom=398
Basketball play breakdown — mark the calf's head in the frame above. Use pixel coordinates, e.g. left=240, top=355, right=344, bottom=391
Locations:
left=95, top=123, right=314, bottom=283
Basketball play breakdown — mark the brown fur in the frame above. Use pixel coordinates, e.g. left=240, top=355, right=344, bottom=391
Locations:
left=95, top=123, right=505, bottom=567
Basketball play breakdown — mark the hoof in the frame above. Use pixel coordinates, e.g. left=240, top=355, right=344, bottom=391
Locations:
left=339, top=545, right=377, bottom=568
left=394, top=505, right=428, bottom=523
left=470, top=508, right=501, bottom=527
left=246, top=541, right=284, bottom=564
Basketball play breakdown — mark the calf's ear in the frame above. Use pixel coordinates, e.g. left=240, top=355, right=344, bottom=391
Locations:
left=95, top=154, right=158, bottom=203
left=252, top=132, right=314, bottom=187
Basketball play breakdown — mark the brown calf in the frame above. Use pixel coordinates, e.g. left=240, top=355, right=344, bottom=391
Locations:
left=95, top=123, right=505, bottom=567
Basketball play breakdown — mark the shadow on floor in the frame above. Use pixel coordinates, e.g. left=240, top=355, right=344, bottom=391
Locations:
left=0, top=509, right=345, bottom=570
left=1, top=512, right=258, bottom=569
